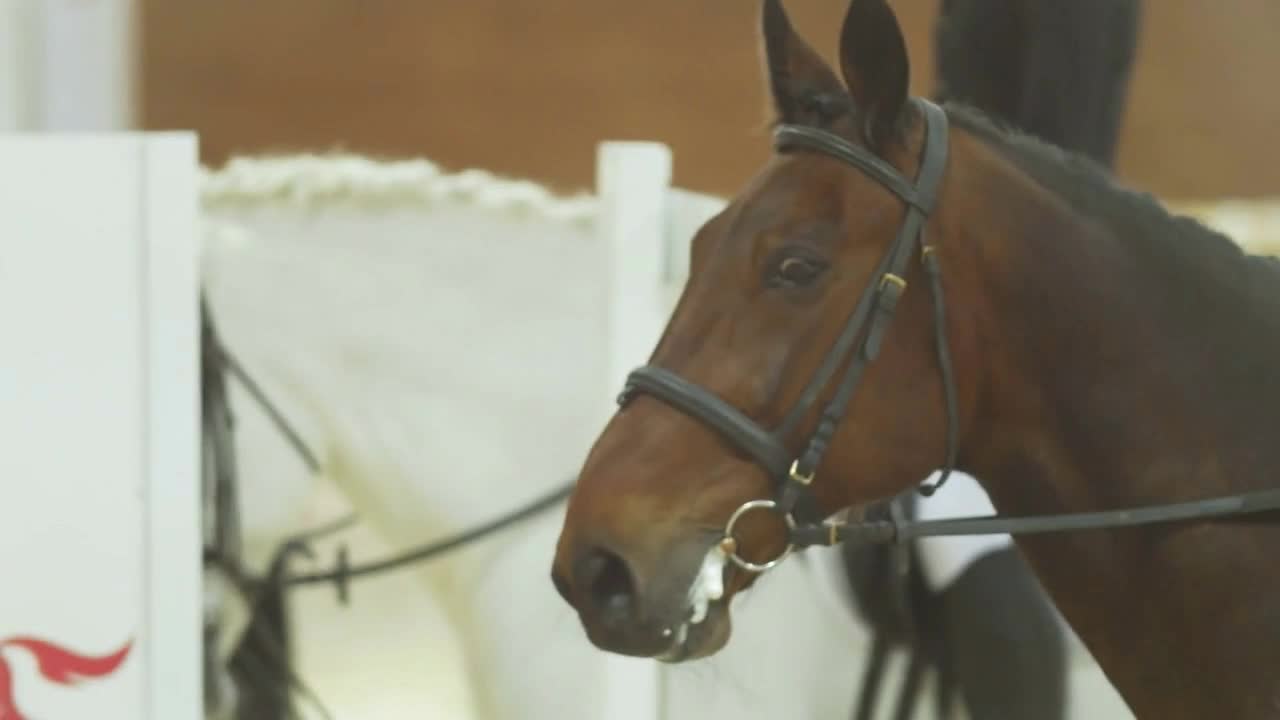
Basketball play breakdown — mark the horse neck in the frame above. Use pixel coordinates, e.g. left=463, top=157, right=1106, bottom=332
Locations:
left=944, top=135, right=1280, bottom=714
left=208, top=210, right=605, bottom=555
left=953, top=145, right=1280, bottom=511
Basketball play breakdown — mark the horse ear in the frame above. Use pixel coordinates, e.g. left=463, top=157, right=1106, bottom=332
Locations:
left=760, top=0, right=849, bottom=126
left=838, top=0, right=911, bottom=148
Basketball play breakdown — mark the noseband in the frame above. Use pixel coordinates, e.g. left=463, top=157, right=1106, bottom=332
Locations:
left=617, top=98, right=958, bottom=572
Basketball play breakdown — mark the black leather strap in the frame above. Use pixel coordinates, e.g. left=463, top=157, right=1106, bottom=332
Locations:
left=918, top=247, right=959, bottom=496
left=787, top=99, right=952, bottom=481
left=620, top=366, right=792, bottom=479
left=776, top=100, right=949, bottom=443
left=775, top=232, right=902, bottom=440
left=793, top=487, right=1280, bottom=548
left=774, top=125, right=930, bottom=211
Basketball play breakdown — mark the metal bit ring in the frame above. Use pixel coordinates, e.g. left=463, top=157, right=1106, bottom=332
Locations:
left=722, top=499, right=796, bottom=573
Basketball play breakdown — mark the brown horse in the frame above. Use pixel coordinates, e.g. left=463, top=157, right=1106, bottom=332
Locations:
left=550, top=0, right=1280, bottom=717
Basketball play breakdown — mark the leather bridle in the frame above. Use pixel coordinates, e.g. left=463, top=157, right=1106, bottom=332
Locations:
left=615, top=97, right=1280, bottom=574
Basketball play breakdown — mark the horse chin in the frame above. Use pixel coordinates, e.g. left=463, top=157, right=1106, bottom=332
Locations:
left=654, top=598, right=732, bottom=663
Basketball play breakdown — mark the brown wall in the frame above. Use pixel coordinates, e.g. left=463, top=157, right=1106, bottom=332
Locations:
left=140, top=1, right=1280, bottom=201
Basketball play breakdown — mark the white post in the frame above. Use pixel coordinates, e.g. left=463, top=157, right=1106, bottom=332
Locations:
left=0, top=132, right=200, bottom=720
left=33, top=0, right=137, bottom=130
left=594, top=140, right=673, bottom=720
left=141, top=134, right=202, bottom=719
left=0, top=0, right=38, bottom=130
left=599, top=141, right=674, bottom=382
left=660, top=188, right=729, bottom=303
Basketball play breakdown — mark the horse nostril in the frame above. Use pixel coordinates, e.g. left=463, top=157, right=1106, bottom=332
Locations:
left=577, top=546, right=638, bottom=623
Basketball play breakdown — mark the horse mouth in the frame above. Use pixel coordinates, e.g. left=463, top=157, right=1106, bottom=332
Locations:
left=655, top=597, right=730, bottom=663
left=655, top=539, right=735, bottom=663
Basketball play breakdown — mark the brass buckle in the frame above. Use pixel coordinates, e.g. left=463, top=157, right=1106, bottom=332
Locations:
left=879, top=273, right=907, bottom=291
left=788, top=459, right=815, bottom=486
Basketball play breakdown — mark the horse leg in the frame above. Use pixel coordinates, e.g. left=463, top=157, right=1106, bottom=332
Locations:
left=933, top=662, right=956, bottom=720
left=843, top=496, right=925, bottom=720
left=891, top=649, right=927, bottom=720
left=940, top=548, right=1068, bottom=719
left=853, top=628, right=891, bottom=720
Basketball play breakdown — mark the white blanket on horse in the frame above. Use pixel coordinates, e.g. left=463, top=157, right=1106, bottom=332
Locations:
left=914, top=471, right=1011, bottom=590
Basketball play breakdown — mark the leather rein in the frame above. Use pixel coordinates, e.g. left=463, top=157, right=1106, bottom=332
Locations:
left=616, top=97, right=1280, bottom=574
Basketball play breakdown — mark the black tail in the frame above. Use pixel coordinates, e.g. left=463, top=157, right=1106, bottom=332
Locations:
left=227, top=557, right=297, bottom=720
left=226, top=542, right=339, bottom=720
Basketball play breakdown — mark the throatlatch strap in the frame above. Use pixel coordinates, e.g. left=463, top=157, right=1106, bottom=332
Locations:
left=918, top=247, right=958, bottom=497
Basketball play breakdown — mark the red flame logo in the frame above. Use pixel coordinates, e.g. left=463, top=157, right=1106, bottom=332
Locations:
left=0, top=636, right=133, bottom=720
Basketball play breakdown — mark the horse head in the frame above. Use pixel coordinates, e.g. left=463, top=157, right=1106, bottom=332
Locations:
left=552, top=0, right=978, bottom=661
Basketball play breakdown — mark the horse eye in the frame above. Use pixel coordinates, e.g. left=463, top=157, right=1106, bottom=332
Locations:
left=771, top=255, right=826, bottom=288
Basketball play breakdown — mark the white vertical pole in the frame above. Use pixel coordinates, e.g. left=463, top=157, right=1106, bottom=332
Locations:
left=0, top=0, right=38, bottom=130
left=595, top=140, right=673, bottom=720
left=142, top=133, right=202, bottom=720
left=35, top=0, right=137, bottom=130
left=599, top=141, right=674, bottom=382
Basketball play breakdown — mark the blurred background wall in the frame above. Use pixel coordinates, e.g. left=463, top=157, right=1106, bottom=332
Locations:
left=134, top=0, right=1280, bottom=201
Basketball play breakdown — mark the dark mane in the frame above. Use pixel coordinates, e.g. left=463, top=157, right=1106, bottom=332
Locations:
left=941, top=101, right=1280, bottom=325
